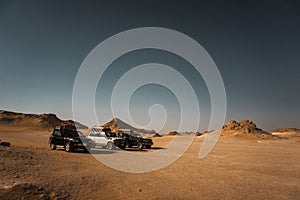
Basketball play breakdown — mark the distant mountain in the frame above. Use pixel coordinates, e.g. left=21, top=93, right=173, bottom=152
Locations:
left=102, top=118, right=157, bottom=135
left=272, top=128, right=300, bottom=132
left=271, top=128, right=300, bottom=137
left=0, top=110, right=87, bottom=130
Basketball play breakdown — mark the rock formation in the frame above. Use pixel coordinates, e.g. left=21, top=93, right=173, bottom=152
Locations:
left=222, top=120, right=274, bottom=139
left=102, top=118, right=157, bottom=135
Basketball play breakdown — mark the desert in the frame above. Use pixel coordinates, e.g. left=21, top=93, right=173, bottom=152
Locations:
left=0, top=111, right=299, bottom=199
left=1, top=2, right=300, bottom=199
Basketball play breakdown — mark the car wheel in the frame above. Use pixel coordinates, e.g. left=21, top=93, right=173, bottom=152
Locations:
left=65, top=142, right=72, bottom=152
left=145, top=145, right=151, bottom=149
left=137, top=142, right=143, bottom=150
left=50, top=143, right=56, bottom=150
left=107, top=142, right=114, bottom=150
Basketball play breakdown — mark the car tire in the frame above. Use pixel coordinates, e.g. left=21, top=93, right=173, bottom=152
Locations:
left=137, top=142, right=143, bottom=150
left=145, top=145, right=151, bottom=149
left=107, top=142, right=114, bottom=150
left=65, top=142, right=72, bottom=152
left=50, top=143, right=56, bottom=150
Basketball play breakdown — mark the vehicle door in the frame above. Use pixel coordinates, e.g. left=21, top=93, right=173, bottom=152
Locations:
left=52, top=130, right=64, bottom=145
left=97, top=132, right=107, bottom=146
left=88, top=132, right=100, bottom=145
left=129, top=134, right=137, bottom=145
left=89, top=131, right=106, bottom=146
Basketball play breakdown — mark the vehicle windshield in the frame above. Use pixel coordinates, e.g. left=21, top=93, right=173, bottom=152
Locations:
left=132, top=133, right=142, bottom=138
left=77, top=131, right=84, bottom=137
left=106, top=132, right=117, bottom=137
left=92, top=128, right=102, bottom=132
left=64, top=130, right=80, bottom=137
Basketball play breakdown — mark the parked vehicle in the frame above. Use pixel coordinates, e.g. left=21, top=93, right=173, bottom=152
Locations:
left=87, top=127, right=126, bottom=150
left=119, top=129, right=153, bottom=150
left=49, top=124, right=94, bottom=153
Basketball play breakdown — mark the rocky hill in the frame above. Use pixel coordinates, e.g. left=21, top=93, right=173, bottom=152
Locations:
left=0, top=110, right=87, bottom=130
left=222, top=120, right=274, bottom=139
left=272, top=128, right=300, bottom=133
left=168, top=131, right=178, bottom=136
left=271, top=128, right=300, bottom=138
left=102, top=118, right=157, bottom=135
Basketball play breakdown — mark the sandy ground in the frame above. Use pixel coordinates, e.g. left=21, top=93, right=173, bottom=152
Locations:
left=0, top=127, right=300, bottom=199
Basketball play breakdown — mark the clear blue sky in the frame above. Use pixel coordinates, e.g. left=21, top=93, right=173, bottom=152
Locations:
left=0, top=0, right=299, bottom=132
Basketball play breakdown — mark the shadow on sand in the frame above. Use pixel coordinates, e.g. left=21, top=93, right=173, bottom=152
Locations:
left=52, top=147, right=116, bottom=155
left=52, top=146, right=166, bottom=154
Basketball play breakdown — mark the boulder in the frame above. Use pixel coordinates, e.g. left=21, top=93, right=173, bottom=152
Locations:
left=168, top=131, right=178, bottom=136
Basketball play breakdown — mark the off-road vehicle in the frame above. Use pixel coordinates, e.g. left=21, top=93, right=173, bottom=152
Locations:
left=87, top=127, right=126, bottom=150
left=49, top=124, right=94, bottom=153
left=119, top=129, right=153, bottom=150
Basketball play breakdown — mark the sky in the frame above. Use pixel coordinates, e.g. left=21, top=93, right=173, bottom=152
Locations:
left=0, top=0, right=299, bottom=132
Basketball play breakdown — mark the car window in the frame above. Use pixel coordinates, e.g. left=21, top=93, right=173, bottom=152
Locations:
left=89, top=132, right=97, bottom=137
left=89, top=132, right=103, bottom=137
left=64, top=131, right=79, bottom=137
left=130, top=133, right=142, bottom=138
left=53, top=130, right=62, bottom=137
left=100, top=132, right=106, bottom=137
left=106, top=132, right=117, bottom=137
left=77, top=131, right=84, bottom=137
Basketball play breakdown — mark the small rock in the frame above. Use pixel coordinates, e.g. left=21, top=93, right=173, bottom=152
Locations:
left=50, top=191, right=56, bottom=198
left=168, top=131, right=178, bottom=136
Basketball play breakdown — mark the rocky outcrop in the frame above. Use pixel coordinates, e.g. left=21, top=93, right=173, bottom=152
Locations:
left=168, top=131, right=178, bottom=136
left=222, top=120, right=274, bottom=139
left=102, top=118, right=157, bottom=135
left=222, top=120, right=261, bottom=133
left=195, top=132, right=203, bottom=136
left=151, top=133, right=162, bottom=137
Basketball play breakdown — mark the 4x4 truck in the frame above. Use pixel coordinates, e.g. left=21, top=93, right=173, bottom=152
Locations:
left=119, top=129, right=153, bottom=150
left=49, top=124, right=94, bottom=153
left=87, top=127, right=125, bottom=150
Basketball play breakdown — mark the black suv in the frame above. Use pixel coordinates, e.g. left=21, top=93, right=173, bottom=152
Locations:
left=120, top=132, right=153, bottom=150
left=49, top=128, right=94, bottom=153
